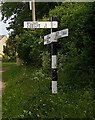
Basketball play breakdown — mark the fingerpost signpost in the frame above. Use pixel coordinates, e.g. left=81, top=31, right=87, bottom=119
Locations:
left=24, top=1, right=68, bottom=94
left=44, top=16, right=68, bottom=94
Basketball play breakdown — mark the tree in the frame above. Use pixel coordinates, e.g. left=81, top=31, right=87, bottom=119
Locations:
left=49, top=2, right=95, bottom=89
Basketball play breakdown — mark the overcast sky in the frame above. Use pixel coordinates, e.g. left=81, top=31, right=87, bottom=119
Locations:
left=0, top=11, right=9, bottom=36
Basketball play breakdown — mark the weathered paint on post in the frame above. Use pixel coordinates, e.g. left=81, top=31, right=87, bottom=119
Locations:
left=51, top=16, right=58, bottom=94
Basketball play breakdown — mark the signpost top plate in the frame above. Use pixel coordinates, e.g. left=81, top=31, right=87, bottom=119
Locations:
left=24, top=21, right=58, bottom=29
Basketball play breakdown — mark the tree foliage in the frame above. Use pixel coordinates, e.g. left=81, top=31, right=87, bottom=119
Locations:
left=50, top=2, right=95, bottom=89
left=16, top=30, right=44, bottom=65
left=1, top=2, right=59, bottom=64
left=1, top=2, right=59, bottom=34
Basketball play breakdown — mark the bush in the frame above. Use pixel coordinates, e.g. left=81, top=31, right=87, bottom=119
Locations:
left=17, top=30, right=43, bottom=66
left=42, top=51, right=50, bottom=75
left=2, top=55, right=10, bottom=62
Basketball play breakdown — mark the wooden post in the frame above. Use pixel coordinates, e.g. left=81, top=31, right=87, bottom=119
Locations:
left=32, top=0, right=35, bottom=21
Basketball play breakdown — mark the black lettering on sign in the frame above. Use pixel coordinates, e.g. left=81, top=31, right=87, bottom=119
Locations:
left=44, top=23, right=47, bottom=28
left=44, top=39, right=47, bottom=42
left=54, top=32, right=59, bottom=40
left=62, top=31, right=67, bottom=35
left=44, top=35, right=51, bottom=44
left=33, top=22, right=40, bottom=28
left=47, top=35, right=51, bottom=40
left=27, top=23, right=33, bottom=28
left=47, top=39, right=50, bottom=44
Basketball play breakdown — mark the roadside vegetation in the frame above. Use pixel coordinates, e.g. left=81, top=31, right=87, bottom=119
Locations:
left=2, top=63, right=95, bottom=119
left=1, top=2, right=95, bottom=119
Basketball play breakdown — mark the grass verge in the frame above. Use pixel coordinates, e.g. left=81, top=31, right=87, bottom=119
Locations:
left=2, top=63, right=95, bottom=119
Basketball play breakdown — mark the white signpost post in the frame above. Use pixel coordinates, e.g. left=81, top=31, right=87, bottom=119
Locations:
left=24, top=21, right=58, bottom=29
left=44, top=28, right=68, bottom=94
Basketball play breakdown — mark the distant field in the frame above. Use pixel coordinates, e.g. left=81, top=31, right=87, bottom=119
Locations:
left=2, top=62, right=95, bottom=119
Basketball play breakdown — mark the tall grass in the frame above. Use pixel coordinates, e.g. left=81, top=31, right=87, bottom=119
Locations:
left=2, top=63, right=94, bottom=119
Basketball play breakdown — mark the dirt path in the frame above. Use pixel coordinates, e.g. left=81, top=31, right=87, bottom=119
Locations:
left=0, top=81, right=3, bottom=95
left=0, top=70, right=5, bottom=95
